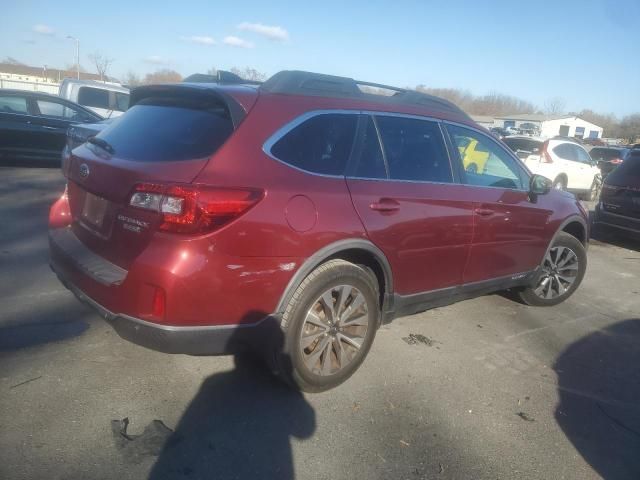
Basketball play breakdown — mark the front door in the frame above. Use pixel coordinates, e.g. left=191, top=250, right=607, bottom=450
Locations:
left=445, top=124, right=553, bottom=284
left=346, top=115, right=473, bottom=296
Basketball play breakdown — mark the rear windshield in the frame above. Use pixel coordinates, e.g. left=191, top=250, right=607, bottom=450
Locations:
left=94, top=104, right=233, bottom=162
left=589, top=148, right=628, bottom=161
left=606, top=154, right=640, bottom=185
left=503, top=138, right=542, bottom=154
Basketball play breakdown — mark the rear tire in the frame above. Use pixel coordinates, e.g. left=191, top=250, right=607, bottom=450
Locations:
left=584, top=176, right=601, bottom=201
left=518, top=232, right=586, bottom=307
left=275, top=259, right=380, bottom=392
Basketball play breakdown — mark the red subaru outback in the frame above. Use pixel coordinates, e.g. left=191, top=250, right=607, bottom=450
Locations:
left=49, top=71, right=589, bottom=391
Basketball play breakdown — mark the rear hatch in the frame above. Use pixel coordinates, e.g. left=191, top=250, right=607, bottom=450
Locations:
left=503, top=137, right=543, bottom=163
left=65, top=84, right=246, bottom=268
left=601, top=154, right=640, bottom=219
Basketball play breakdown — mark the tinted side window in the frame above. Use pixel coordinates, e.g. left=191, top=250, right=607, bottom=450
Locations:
left=448, top=124, right=525, bottom=190
left=78, top=87, right=110, bottom=109
left=271, top=114, right=357, bottom=175
left=376, top=116, right=452, bottom=183
left=575, top=146, right=592, bottom=164
left=114, top=92, right=129, bottom=112
left=36, top=99, right=96, bottom=122
left=0, top=95, right=28, bottom=114
left=553, top=143, right=576, bottom=161
left=351, top=117, right=386, bottom=179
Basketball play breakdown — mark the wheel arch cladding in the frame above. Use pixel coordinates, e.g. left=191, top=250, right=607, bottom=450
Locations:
left=275, top=239, right=393, bottom=314
left=561, top=219, right=587, bottom=245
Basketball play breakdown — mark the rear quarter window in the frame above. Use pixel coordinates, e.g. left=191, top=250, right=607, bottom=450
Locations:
left=269, top=113, right=357, bottom=175
left=95, top=103, right=234, bottom=162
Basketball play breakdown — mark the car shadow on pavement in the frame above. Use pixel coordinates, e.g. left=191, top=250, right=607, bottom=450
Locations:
left=554, top=318, right=640, bottom=479
left=147, top=315, right=316, bottom=480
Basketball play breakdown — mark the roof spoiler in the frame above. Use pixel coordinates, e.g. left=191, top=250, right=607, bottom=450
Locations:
left=182, top=71, right=262, bottom=85
left=129, top=84, right=247, bottom=127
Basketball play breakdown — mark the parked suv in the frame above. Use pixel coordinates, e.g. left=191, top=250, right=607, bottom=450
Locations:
left=503, top=135, right=601, bottom=200
left=49, top=71, right=589, bottom=391
left=594, top=151, right=640, bottom=237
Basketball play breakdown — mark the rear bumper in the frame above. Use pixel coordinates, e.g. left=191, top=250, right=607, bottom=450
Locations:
left=51, top=259, right=275, bottom=355
left=594, top=204, right=640, bottom=236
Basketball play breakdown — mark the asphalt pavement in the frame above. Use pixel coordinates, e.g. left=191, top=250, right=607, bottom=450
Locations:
left=1, top=167, right=639, bottom=480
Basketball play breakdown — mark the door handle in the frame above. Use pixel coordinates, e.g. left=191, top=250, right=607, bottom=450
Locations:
left=369, top=198, right=400, bottom=212
left=41, top=125, right=57, bottom=130
left=474, top=207, right=495, bottom=216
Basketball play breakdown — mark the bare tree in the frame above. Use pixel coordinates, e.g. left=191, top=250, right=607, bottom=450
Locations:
left=415, top=86, right=535, bottom=116
left=544, top=97, right=566, bottom=115
left=3, top=57, right=24, bottom=65
left=88, top=51, right=114, bottom=82
left=230, top=67, right=267, bottom=82
left=143, top=69, right=182, bottom=84
left=124, top=71, right=142, bottom=87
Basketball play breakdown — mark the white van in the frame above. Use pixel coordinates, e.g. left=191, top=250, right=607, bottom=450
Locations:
left=59, top=79, right=129, bottom=118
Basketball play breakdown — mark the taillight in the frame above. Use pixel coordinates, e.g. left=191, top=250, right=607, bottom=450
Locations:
left=129, top=183, right=264, bottom=234
left=49, top=185, right=72, bottom=229
left=540, top=141, right=553, bottom=163
left=610, top=158, right=623, bottom=165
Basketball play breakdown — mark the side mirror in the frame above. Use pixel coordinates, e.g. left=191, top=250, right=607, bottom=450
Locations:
left=529, top=174, right=552, bottom=196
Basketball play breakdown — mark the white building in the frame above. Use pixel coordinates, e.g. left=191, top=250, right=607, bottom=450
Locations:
left=494, top=114, right=604, bottom=139
left=470, top=115, right=496, bottom=129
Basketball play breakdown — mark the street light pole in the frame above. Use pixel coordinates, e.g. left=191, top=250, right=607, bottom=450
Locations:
left=66, top=36, right=80, bottom=79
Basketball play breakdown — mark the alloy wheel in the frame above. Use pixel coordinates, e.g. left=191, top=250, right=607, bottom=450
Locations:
left=534, top=246, right=579, bottom=299
left=300, top=285, right=369, bottom=376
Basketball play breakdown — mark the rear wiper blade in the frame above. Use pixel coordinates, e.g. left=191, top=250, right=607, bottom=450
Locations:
left=88, top=136, right=115, bottom=154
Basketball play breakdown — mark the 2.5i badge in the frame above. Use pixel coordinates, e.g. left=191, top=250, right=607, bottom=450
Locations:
left=117, top=214, right=149, bottom=233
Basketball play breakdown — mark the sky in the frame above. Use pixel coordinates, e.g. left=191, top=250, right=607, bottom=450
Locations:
left=3, top=0, right=639, bottom=117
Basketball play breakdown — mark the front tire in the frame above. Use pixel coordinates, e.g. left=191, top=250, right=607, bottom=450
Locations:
left=275, top=259, right=380, bottom=392
left=518, top=232, right=587, bottom=307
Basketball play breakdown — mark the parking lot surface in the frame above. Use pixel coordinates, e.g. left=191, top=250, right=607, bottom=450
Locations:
left=1, top=167, right=639, bottom=480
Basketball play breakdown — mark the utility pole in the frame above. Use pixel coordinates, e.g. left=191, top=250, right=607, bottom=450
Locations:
left=66, top=36, right=80, bottom=79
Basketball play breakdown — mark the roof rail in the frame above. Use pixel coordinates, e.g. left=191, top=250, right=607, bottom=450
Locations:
left=260, top=70, right=469, bottom=119
left=182, top=70, right=262, bottom=85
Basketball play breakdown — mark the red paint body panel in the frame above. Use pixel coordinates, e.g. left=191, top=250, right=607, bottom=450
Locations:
left=347, top=179, right=473, bottom=294
left=49, top=82, right=589, bottom=334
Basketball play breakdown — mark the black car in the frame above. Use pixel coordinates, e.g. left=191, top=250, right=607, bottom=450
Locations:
left=0, top=89, right=102, bottom=166
left=589, top=146, right=632, bottom=177
left=594, top=150, right=640, bottom=238
left=489, top=127, right=509, bottom=138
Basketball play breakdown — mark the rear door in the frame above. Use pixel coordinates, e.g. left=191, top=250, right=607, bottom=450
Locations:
left=65, top=87, right=237, bottom=268
left=346, top=115, right=473, bottom=296
left=0, top=93, right=35, bottom=162
left=445, top=124, right=552, bottom=284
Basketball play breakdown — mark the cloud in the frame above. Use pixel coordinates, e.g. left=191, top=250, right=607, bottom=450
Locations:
left=143, top=55, right=170, bottom=65
left=180, top=35, right=216, bottom=45
left=223, top=36, right=254, bottom=49
left=32, top=24, right=55, bottom=35
left=237, top=22, right=289, bottom=41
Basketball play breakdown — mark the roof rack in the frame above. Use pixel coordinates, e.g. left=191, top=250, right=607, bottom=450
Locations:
left=182, top=70, right=262, bottom=85
left=259, top=70, right=469, bottom=119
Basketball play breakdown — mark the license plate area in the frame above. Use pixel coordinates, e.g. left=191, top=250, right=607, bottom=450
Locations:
left=81, top=192, right=109, bottom=229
